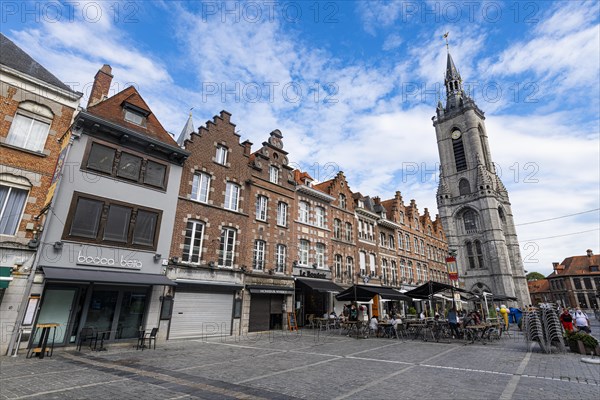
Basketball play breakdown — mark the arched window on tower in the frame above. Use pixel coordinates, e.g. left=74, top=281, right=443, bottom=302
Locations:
left=452, top=135, right=467, bottom=171
left=498, top=207, right=506, bottom=224
left=466, top=241, right=476, bottom=269
left=474, top=240, right=485, bottom=269
left=462, top=209, right=478, bottom=233
left=458, top=179, right=471, bottom=196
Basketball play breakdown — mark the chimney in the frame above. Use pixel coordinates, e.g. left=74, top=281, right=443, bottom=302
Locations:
left=241, top=140, right=252, bottom=157
left=552, top=262, right=559, bottom=271
left=87, top=64, right=113, bottom=108
left=586, top=249, right=593, bottom=257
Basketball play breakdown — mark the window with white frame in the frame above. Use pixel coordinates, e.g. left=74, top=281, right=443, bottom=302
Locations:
left=414, top=237, right=419, bottom=253
left=345, top=222, right=352, bottom=241
left=334, top=254, right=342, bottom=278
left=191, top=172, right=210, bottom=203
left=182, top=220, right=204, bottom=264
left=269, top=165, right=279, bottom=184
left=423, top=266, right=429, bottom=281
left=216, top=145, right=228, bottom=165
left=299, top=239, right=309, bottom=265
left=398, top=232, right=403, bottom=249
left=253, top=240, right=266, bottom=270
left=416, top=264, right=421, bottom=281
left=359, top=251, right=366, bottom=274
left=255, top=195, right=268, bottom=221
left=275, top=244, right=286, bottom=272
left=399, top=211, right=405, bottom=224
left=315, top=206, right=325, bottom=228
left=316, top=243, right=325, bottom=268
left=369, top=253, right=376, bottom=276
left=420, top=239, right=425, bottom=255
left=380, top=232, right=386, bottom=246
left=382, top=258, right=388, bottom=281
left=333, top=219, right=341, bottom=239
left=0, top=182, right=29, bottom=235
left=391, top=261, right=398, bottom=284
left=389, top=234, right=395, bottom=249
left=408, top=262, right=414, bottom=281
left=346, top=256, right=354, bottom=278
left=414, top=217, right=419, bottom=230
left=224, top=182, right=240, bottom=211
left=6, top=103, right=52, bottom=153
left=405, top=234, right=410, bottom=251
left=299, top=201, right=309, bottom=223
left=339, top=194, right=346, bottom=209
left=277, top=202, right=287, bottom=226
left=218, top=227, right=236, bottom=267
left=401, top=262, right=407, bottom=279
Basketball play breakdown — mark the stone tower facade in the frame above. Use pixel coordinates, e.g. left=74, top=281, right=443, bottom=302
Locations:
left=433, top=51, right=530, bottom=305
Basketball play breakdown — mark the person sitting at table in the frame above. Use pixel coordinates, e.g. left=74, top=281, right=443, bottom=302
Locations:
left=329, top=310, right=337, bottom=319
left=349, top=304, right=358, bottom=321
left=419, top=311, right=426, bottom=320
left=387, top=314, right=400, bottom=337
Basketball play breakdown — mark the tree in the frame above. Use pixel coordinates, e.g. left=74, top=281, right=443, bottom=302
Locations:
left=526, top=271, right=545, bottom=281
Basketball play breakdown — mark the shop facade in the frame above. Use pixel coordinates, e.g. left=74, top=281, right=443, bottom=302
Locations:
left=244, top=275, right=294, bottom=333
left=293, top=266, right=343, bottom=326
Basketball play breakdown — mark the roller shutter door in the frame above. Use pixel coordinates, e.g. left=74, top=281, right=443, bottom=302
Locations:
left=169, top=287, right=233, bottom=339
left=248, top=294, right=270, bottom=332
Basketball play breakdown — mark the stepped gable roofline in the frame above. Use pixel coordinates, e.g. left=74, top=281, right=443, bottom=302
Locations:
left=196, top=110, right=238, bottom=137
left=0, top=33, right=81, bottom=96
left=87, top=86, right=176, bottom=147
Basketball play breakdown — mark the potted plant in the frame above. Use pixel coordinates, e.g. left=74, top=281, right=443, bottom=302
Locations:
left=565, top=331, right=600, bottom=355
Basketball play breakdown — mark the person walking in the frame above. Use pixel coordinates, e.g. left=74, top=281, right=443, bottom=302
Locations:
left=559, top=308, right=574, bottom=332
left=447, top=306, right=460, bottom=338
left=574, top=308, right=591, bottom=333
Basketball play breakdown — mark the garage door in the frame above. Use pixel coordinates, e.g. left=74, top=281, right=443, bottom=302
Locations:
left=169, top=288, right=233, bottom=339
left=248, top=294, right=270, bottom=332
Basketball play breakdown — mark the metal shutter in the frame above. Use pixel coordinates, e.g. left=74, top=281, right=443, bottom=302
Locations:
left=169, top=288, right=233, bottom=339
left=249, top=294, right=270, bottom=332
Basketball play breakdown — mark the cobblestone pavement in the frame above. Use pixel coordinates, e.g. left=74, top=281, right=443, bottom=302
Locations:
left=1, top=321, right=599, bottom=400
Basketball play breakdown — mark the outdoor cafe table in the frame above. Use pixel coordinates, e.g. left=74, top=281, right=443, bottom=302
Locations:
left=27, top=323, right=59, bottom=359
left=464, top=324, right=492, bottom=344
left=341, top=320, right=367, bottom=338
left=313, top=318, right=329, bottom=330
left=406, top=321, right=428, bottom=340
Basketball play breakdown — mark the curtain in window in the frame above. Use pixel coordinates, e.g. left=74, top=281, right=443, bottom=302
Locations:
left=0, top=186, right=28, bottom=235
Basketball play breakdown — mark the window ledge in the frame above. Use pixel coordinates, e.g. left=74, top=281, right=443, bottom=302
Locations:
left=0, top=142, right=48, bottom=157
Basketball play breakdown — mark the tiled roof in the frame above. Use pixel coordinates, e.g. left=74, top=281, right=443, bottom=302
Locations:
left=550, top=253, right=600, bottom=277
left=87, top=86, right=176, bottom=146
left=527, top=279, right=550, bottom=293
left=0, top=33, right=74, bottom=92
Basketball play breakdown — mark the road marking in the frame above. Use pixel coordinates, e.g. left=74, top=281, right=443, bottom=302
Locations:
left=10, top=378, right=129, bottom=399
left=499, top=350, right=531, bottom=400
left=234, top=358, right=339, bottom=384
left=0, top=367, right=87, bottom=381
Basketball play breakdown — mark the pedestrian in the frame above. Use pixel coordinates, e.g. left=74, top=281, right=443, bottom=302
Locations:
left=559, top=308, right=574, bottom=332
left=349, top=304, right=358, bottom=321
left=573, top=307, right=591, bottom=333
left=447, top=306, right=460, bottom=338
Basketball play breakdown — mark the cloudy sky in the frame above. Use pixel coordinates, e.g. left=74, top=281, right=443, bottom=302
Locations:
left=2, top=0, right=599, bottom=276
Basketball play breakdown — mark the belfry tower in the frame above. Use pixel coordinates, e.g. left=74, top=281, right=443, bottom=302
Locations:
left=433, top=48, right=530, bottom=305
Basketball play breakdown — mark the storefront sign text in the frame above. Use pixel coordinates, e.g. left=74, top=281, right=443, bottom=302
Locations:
left=77, top=250, right=143, bottom=269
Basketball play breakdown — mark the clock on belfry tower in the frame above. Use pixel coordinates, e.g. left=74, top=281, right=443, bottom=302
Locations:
left=432, top=46, right=530, bottom=306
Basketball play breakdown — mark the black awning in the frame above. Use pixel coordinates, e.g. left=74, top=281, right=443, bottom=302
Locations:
left=404, top=281, right=474, bottom=299
left=246, top=285, right=294, bottom=294
left=296, top=278, right=344, bottom=293
left=335, top=285, right=411, bottom=301
left=42, top=266, right=176, bottom=286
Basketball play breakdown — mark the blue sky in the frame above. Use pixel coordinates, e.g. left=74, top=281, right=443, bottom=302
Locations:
left=2, top=0, right=599, bottom=275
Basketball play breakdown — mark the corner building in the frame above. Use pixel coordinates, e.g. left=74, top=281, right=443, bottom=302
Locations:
left=433, top=51, right=530, bottom=304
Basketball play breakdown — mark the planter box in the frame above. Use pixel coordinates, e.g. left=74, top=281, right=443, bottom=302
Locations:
left=569, top=340, right=600, bottom=355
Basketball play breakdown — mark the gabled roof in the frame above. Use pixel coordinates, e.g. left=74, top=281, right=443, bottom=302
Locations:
left=87, top=86, right=176, bottom=146
left=552, top=253, right=600, bottom=277
left=0, top=33, right=74, bottom=92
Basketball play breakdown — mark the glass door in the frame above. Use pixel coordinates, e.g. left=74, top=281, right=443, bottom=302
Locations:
left=84, top=290, right=119, bottom=334
left=34, top=288, right=78, bottom=345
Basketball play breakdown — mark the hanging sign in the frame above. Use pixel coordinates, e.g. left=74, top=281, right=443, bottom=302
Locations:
left=446, top=257, right=459, bottom=281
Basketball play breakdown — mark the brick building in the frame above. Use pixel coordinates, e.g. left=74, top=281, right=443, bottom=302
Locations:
left=168, top=111, right=451, bottom=336
left=0, top=33, right=81, bottom=354
left=538, top=249, right=600, bottom=310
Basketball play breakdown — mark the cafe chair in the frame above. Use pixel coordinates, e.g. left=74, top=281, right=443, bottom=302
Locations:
left=136, top=329, right=146, bottom=350
left=77, top=327, right=98, bottom=351
left=144, top=328, right=158, bottom=350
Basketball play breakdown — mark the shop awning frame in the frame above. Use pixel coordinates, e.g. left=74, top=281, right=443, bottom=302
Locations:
left=335, top=285, right=412, bottom=302
left=295, top=277, right=344, bottom=293
left=42, top=266, right=176, bottom=286
left=404, top=281, right=474, bottom=299
left=175, top=279, right=243, bottom=290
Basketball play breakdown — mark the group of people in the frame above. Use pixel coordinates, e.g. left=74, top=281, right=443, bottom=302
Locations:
left=559, top=307, right=591, bottom=333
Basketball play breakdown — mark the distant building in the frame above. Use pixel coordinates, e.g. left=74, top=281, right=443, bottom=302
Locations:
left=545, top=249, right=600, bottom=310
left=0, top=33, right=81, bottom=354
left=527, top=279, right=550, bottom=305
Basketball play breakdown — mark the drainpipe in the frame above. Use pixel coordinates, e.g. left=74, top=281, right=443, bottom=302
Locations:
left=6, top=126, right=81, bottom=356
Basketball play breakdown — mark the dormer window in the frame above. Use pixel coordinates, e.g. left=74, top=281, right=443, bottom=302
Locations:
left=122, top=102, right=149, bottom=127
left=124, top=109, right=144, bottom=126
